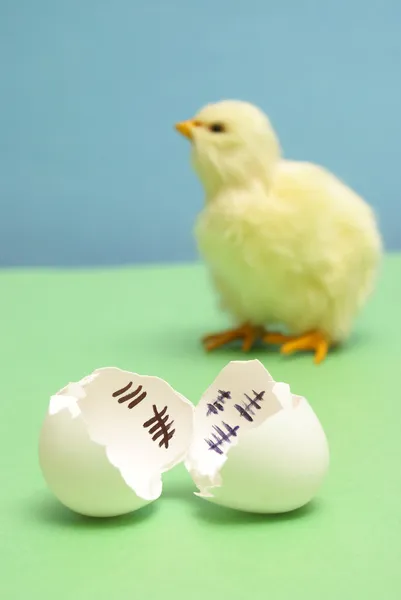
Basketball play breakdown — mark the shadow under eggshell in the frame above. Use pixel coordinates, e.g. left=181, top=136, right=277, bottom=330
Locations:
left=202, top=398, right=330, bottom=514
left=39, top=409, right=153, bottom=517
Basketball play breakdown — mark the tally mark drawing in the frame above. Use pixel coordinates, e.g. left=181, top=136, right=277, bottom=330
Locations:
left=143, top=405, right=175, bottom=449
left=234, top=390, right=265, bottom=422
left=112, top=381, right=147, bottom=409
left=205, top=422, right=240, bottom=455
left=206, top=390, right=231, bottom=416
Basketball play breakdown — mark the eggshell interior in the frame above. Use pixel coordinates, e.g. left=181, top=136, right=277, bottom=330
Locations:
left=39, top=409, right=152, bottom=517
left=202, top=397, right=329, bottom=513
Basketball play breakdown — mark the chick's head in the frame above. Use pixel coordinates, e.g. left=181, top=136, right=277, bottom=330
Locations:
left=175, top=100, right=281, bottom=196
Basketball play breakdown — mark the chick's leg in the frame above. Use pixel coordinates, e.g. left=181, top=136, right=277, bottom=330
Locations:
left=264, top=330, right=330, bottom=365
left=203, top=323, right=265, bottom=352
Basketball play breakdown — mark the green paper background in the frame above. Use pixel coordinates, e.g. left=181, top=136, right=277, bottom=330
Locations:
left=1, top=256, right=401, bottom=598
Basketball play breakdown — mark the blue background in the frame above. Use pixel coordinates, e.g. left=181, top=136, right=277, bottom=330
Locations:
left=1, top=0, right=400, bottom=267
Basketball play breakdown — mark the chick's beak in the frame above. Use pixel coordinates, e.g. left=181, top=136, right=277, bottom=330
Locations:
left=175, top=119, right=196, bottom=139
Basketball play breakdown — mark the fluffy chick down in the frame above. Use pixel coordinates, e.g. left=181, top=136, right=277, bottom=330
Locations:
left=185, top=101, right=382, bottom=344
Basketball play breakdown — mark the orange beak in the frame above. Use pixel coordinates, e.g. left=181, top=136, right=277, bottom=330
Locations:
left=175, top=119, right=197, bottom=140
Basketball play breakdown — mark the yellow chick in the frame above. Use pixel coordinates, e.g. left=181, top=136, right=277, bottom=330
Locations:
left=175, top=100, right=382, bottom=364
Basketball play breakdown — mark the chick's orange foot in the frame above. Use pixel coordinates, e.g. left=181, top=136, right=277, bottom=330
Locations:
left=203, top=324, right=265, bottom=352
left=264, top=330, right=330, bottom=365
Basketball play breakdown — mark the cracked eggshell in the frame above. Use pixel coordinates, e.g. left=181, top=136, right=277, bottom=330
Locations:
left=39, top=407, right=149, bottom=517
left=201, top=393, right=329, bottom=513
left=186, top=360, right=329, bottom=514
left=39, top=368, right=194, bottom=517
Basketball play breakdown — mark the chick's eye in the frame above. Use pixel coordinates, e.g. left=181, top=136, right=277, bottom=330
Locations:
left=209, top=122, right=226, bottom=133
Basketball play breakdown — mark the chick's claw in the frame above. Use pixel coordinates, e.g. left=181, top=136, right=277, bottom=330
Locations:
left=203, top=324, right=265, bottom=352
left=265, top=330, right=329, bottom=364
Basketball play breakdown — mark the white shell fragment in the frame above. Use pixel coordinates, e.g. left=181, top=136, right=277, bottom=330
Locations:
left=185, top=360, right=329, bottom=513
left=39, top=367, right=194, bottom=517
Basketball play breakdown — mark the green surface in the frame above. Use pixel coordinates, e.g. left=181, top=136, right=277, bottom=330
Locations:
left=1, top=256, right=401, bottom=599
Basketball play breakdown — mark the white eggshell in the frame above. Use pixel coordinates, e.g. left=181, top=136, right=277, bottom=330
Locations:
left=202, top=396, right=329, bottom=513
left=39, top=409, right=150, bottom=517
left=39, top=367, right=195, bottom=517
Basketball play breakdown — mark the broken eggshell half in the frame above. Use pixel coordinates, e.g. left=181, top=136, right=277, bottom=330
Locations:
left=185, top=360, right=329, bottom=514
left=39, top=367, right=194, bottom=517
